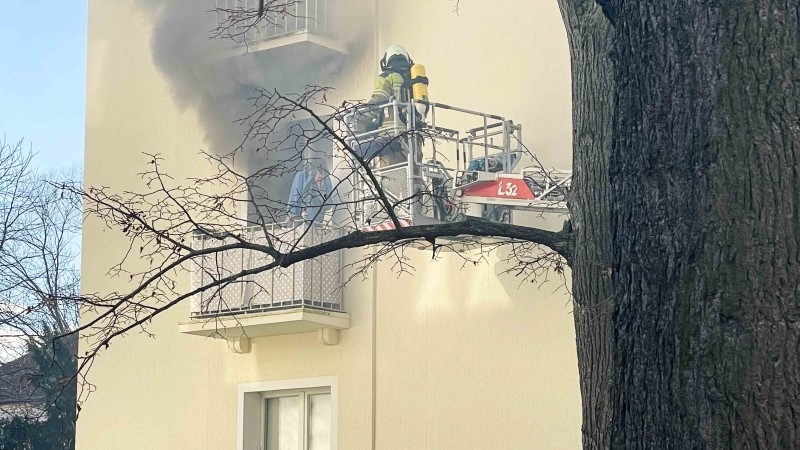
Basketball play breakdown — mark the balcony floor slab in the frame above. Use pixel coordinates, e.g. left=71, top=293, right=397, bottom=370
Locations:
left=219, top=32, right=348, bottom=60
left=178, top=307, right=350, bottom=340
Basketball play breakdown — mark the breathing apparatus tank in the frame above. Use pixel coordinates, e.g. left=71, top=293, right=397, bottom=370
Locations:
left=410, top=64, right=430, bottom=118
left=410, top=64, right=429, bottom=101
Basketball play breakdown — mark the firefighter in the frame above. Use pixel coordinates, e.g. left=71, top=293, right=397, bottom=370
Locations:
left=358, top=45, right=425, bottom=167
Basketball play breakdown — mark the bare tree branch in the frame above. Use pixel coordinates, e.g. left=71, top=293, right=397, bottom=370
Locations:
left=68, top=82, right=572, bottom=399
left=0, top=138, right=81, bottom=440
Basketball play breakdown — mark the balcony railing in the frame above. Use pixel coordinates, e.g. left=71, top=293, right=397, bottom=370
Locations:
left=189, top=223, right=343, bottom=318
left=216, top=0, right=329, bottom=44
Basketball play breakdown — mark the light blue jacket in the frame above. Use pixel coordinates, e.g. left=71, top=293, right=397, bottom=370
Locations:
left=287, top=168, right=334, bottom=223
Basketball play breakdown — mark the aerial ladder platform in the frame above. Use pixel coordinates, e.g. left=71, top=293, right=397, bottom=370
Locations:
left=339, top=98, right=571, bottom=232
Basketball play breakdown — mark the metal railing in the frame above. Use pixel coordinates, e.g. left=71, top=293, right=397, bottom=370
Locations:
left=520, top=167, right=572, bottom=203
left=342, top=98, right=523, bottom=174
left=189, top=222, right=343, bottom=318
left=216, top=0, right=328, bottom=44
left=340, top=98, right=526, bottom=226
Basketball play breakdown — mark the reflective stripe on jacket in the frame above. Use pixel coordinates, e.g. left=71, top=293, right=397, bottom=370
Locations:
left=364, top=71, right=408, bottom=128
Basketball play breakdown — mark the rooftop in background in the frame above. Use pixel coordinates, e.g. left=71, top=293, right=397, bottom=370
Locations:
left=0, top=334, right=77, bottom=419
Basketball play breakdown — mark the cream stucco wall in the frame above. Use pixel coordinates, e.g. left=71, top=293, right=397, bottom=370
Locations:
left=376, top=0, right=573, bottom=169
left=79, top=1, right=580, bottom=449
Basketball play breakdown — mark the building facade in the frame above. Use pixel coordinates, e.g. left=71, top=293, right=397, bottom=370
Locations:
left=79, top=0, right=580, bottom=448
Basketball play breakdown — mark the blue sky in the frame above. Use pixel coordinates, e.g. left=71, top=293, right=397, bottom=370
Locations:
left=0, top=0, right=87, bottom=170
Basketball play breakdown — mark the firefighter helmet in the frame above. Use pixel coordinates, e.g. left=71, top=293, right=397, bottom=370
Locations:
left=380, top=44, right=412, bottom=70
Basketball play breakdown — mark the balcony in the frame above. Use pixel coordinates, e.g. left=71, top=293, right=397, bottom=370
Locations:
left=179, top=224, right=349, bottom=352
left=215, top=0, right=346, bottom=57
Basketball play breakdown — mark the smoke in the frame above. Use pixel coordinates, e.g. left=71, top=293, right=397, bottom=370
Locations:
left=131, top=0, right=375, bottom=223
left=137, top=0, right=372, bottom=155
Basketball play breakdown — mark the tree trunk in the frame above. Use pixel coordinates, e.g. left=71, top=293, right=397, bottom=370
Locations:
left=608, top=1, right=800, bottom=447
left=559, top=1, right=615, bottom=448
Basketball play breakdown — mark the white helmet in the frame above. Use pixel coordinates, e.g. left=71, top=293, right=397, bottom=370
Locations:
left=380, top=44, right=412, bottom=70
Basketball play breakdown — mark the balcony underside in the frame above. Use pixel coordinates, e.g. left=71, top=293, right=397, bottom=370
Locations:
left=178, top=307, right=350, bottom=341
left=220, top=32, right=347, bottom=59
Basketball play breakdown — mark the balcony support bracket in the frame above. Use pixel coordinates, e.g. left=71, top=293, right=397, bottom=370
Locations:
left=230, top=335, right=252, bottom=354
left=318, top=328, right=339, bottom=346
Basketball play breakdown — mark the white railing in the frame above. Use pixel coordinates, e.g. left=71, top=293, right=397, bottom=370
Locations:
left=216, top=0, right=328, bottom=44
left=189, top=223, right=343, bottom=318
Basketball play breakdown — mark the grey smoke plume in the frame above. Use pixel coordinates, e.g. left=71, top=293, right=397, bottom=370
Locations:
left=134, top=0, right=375, bottom=222
left=137, top=0, right=372, bottom=155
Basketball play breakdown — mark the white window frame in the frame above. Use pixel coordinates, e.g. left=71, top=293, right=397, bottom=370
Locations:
left=238, top=376, right=338, bottom=450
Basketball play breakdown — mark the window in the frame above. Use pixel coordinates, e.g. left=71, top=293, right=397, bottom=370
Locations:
left=263, top=388, right=331, bottom=450
left=239, top=377, right=338, bottom=450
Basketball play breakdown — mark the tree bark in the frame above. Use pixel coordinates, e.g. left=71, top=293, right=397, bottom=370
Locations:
left=559, top=1, right=615, bottom=448
left=608, top=1, right=800, bottom=447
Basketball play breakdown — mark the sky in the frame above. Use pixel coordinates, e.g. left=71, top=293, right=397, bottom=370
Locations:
left=0, top=0, right=87, bottom=170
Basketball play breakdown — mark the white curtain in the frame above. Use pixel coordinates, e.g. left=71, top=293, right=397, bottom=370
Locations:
left=266, top=396, right=300, bottom=450
left=307, top=393, right=331, bottom=450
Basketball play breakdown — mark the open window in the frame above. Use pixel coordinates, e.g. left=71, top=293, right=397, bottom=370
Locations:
left=180, top=115, right=348, bottom=349
left=245, top=116, right=337, bottom=227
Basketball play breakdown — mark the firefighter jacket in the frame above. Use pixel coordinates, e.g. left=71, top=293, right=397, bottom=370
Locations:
left=363, top=65, right=411, bottom=129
